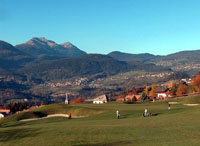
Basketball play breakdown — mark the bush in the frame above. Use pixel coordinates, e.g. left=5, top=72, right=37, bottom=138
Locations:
left=71, top=97, right=84, bottom=104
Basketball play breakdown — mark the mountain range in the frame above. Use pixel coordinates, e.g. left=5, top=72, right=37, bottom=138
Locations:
left=0, top=37, right=200, bottom=80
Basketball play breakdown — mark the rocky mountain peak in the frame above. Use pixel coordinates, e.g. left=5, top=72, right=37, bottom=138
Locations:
left=26, top=37, right=57, bottom=47
left=61, top=42, right=75, bottom=48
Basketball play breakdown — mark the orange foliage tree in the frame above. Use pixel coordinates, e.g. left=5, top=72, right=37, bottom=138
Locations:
left=176, top=82, right=188, bottom=97
left=192, top=72, right=200, bottom=92
left=71, top=97, right=84, bottom=104
left=149, top=84, right=157, bottom=99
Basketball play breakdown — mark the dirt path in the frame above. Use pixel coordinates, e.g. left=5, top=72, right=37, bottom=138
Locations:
left=20, top=114, right=86, bottom=122
left=183, top=104, right=199, bottom=106
left=168, top=102, right=179, bottom=104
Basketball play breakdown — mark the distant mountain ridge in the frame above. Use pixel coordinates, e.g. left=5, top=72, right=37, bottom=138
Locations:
left=108, top=51, right=162, bottom=63
left=1, top=37, right=200, bottom=78
left=108, top=49, right=200, bottom=75
left=108, top=50, right=200, bottom=65
left=15, top=37, right=87, bottom=58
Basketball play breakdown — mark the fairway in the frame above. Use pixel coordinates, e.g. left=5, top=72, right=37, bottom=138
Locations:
left=0, top=99, right=200, bottom=146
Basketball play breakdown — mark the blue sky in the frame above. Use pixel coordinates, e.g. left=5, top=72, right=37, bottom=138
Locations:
left=1, top=0, right=200, bottom=55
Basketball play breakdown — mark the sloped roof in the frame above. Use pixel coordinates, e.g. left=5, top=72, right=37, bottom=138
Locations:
left=93, top=94, right=108, bottom=101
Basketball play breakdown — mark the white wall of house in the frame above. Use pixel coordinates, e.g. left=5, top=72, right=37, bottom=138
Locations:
left=157, top=93, right=167, bottom=98
left=0, top=113, right=4, bottom=119
left=93, top=94, right=108, bottom=104
left=93, top=100, right=104, bottom=104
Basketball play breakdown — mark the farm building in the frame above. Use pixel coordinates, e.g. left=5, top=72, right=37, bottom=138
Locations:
left=93, top=94, right=108, bottom=104
left=156, top=87, right=171, bottom=99
left=116, top=98, right=125, bottom=102
left=125, top=92, right=141, bottom=101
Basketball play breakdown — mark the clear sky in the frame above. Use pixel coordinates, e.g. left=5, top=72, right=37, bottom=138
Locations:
left=1, top=0, right=200, bottom=55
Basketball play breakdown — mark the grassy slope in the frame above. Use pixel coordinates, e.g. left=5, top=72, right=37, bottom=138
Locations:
left=180, top=95, right=200, bottom=104
left=0, top=97, right=200, bottom=146
left=0, top=104, right=103, bottom=124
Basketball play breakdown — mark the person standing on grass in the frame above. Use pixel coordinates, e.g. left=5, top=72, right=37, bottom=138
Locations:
left=116, top=110, right=120, bottom=119
left=168, top=103, right=171, bottom=110
left=68, top=113, right=72, bottom=119
left=144, top=108, right=148, bottom=116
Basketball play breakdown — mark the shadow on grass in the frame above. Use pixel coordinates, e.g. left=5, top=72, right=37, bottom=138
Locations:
left=120, top=113, right=160, bottom=119
left=151, top=113, right=159, bottom=116
left=120, top=113, right=132, bottom=119
left=141, top=113, right=160, bottom=118
left=0, top=128, right=40, bottom=142
left=73, top=141, right=132, bottom=146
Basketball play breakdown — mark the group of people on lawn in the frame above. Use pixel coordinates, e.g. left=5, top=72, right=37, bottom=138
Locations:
left=67, top=104, right=171, bottom=120
left=116, top=103, right=171, bottom=119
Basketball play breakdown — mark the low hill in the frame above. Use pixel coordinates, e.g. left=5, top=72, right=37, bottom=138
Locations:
left=108, top=50, right=200, bottom=74
left=163, top=50, right=200, bottom=61
left=0, top=104, right=104, bottom=123
left=18, top=53, right=171, bottom=82
left=127, top=61, right=171, bottom=72
left=108, top=51, right=161, bottom=63
left=18, top=54, right=132, bottom=81
left=151, top=49, right=200, bottom=73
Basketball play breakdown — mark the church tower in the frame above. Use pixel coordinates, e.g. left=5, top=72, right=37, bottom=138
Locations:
left=65, top=93, right=70, bottom=104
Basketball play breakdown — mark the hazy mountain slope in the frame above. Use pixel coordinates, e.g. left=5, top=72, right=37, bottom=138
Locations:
left=19, top=54, right=131, bottom=81
left=18, top=54, right=171, bottom=81
left=152, top=50, right=200, bottom=73
left=108, top=51, right=161, bottom=63
left=0, top=40, right=33, bottom=70
left=108, top=49, right=200, bottom=73
left=162, top=50, right=200, bottom=62
left=60, top=42, right=87, bottom=57
left=15, top=37, right=86, bottom=58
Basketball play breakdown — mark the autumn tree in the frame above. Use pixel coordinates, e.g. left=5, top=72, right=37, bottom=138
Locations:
left=192, top=72, right=200, bottom=92
left=71, top=97, right=84, bottom=104
left=176, top=82, right=188, bottom=97
left=149, top=84, right=157, bottom=99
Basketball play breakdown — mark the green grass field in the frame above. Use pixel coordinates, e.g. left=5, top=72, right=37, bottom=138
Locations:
left=0, top=96, right=200, bottom=146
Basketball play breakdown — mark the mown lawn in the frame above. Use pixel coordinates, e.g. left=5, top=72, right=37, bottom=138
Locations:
left=0, top=97, right=200, bottom=146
